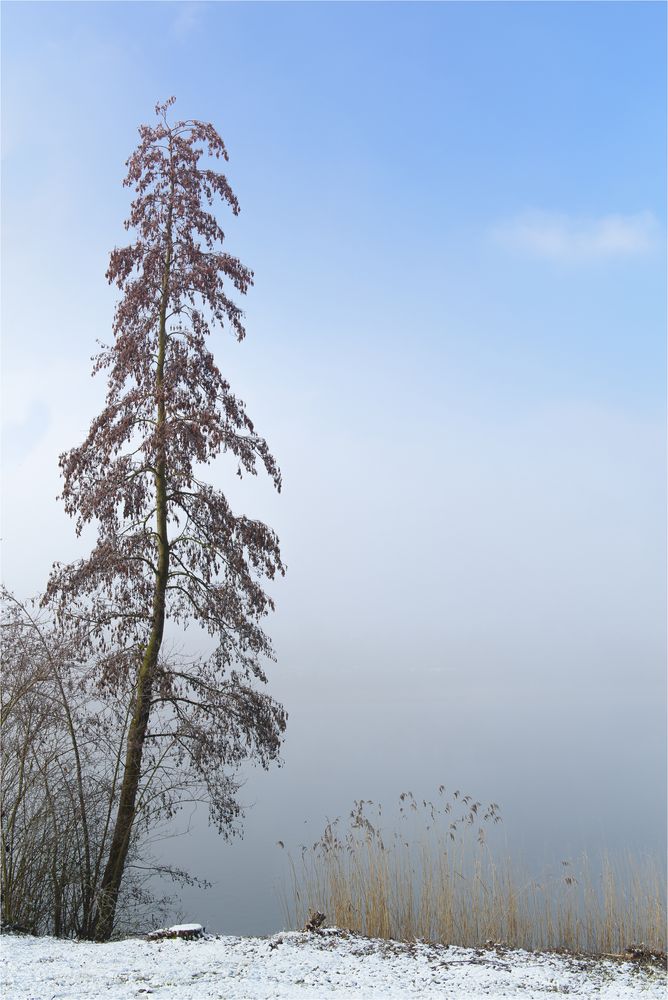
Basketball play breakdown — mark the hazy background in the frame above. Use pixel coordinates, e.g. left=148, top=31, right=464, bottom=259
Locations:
left=2, top=2, right=666, bottom=934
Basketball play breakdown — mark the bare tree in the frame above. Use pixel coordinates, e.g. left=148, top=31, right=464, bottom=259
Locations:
left=1, top=590, right=205, bottom=938
left=46, top=98, right=286, bottom=941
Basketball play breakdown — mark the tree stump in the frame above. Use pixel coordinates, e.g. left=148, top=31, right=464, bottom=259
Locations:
left=147, top=923, right=204, bottom=941
left=303, top=910, right=326, bottom=933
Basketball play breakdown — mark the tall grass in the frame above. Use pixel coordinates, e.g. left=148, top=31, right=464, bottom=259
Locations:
left=281, top=791, right=666, bottom=954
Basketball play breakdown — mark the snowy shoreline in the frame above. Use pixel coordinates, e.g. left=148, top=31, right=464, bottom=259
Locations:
left=1, top=928, right=665, bottom=999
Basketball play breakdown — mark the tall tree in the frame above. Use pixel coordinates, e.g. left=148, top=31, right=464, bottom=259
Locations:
left=47, top=98, right=286, bottom=941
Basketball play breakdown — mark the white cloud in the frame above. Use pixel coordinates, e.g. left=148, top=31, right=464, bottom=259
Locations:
left=491, top=210, right=660, bottom=260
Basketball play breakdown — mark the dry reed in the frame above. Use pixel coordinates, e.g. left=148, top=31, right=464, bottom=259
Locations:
left=281, top=791, right=666, bottom=954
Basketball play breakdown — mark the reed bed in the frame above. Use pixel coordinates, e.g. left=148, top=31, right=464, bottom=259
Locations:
left=281, top=791, right=666, bottom=954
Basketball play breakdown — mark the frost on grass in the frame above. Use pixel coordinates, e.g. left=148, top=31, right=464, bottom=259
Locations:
left=2, top=929, right=666, bottom=999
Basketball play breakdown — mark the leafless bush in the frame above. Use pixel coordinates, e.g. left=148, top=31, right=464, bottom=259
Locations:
left=1, top=591, right=206, bottom=938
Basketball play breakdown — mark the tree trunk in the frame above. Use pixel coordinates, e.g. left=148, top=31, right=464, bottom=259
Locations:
left=92, top=190, right=174, bottom=942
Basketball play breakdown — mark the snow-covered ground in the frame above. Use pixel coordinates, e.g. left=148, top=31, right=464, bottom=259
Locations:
left=2, top=927, right=665, bottom=999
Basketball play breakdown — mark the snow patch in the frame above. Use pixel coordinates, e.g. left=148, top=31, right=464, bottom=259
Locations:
left=1, top=929, right=665, bottom=999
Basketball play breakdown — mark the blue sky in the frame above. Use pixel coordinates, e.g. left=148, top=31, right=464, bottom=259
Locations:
left=2, top=2, right=666, bottom=933
left=3, top=1, right=665, bottom=407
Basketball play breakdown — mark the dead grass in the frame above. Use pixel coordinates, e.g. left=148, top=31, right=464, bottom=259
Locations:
left=281, top=791, right=666, bottom=954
